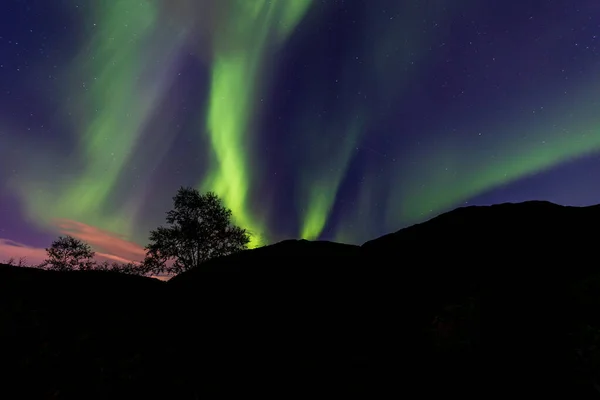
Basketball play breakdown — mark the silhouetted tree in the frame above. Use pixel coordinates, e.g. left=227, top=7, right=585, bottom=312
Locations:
left=96, top=260, right=145, bottom=275
left=114, top=262, right=140, bottom=275
left=3, top=257, right=29, bottom=267
left=43, top=235, right=95, bottom=271
left=143, top=187, right=250, bottom=275
left=95, top=260, right=111, bottom=271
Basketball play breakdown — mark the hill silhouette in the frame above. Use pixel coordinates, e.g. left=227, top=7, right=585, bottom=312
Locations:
left=3, top=201, right=600, bottom=397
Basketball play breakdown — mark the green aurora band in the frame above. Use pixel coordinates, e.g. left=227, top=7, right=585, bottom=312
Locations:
left=295, top=1, right=446, bottom=241
left=201, top=0, right=313, bottom=247
left=388, top=79, right=600, bottom=230
left=6, top=0, right=600, bottom=252
left=12, top=1, right=185, bottom=237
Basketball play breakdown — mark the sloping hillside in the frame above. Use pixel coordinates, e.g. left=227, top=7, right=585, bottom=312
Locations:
left=167, top=201, right=600, bottom=397
left=4, top=201, right=600, bottom=397
left=0, top=265, right=169, bottom=398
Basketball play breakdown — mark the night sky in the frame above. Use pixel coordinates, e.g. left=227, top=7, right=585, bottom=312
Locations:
left=1, top=0, right=600, bottom=264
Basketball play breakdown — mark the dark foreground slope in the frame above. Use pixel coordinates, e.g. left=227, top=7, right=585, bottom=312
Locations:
left=166, top=201, right=600, bottom=397
left=4, top=201, right=600, bottom=398
left=0, top=266, right=168, bottom=398
left=361, top=201, right=600, bottom=396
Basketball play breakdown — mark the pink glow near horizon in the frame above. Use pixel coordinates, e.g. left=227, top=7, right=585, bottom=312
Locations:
left=0, top=219, right=147, bottom=266
left=1, top=219, right=175, bottom=280
left=54, top=219, right=147, bottom=263
left=0, top=238, right=47, bottom=265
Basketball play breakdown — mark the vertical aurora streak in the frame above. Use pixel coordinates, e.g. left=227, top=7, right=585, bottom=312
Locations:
left=201, top=0, right=312, bottom=246
left=4, top=1, right=600, bottom=264
left=299, top=116, right=363, bottom=240
left=295, top=1, right=442, bottom=240
left=14, top=2, right=185, bottom=236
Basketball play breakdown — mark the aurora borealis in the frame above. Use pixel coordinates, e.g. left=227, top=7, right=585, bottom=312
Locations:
left=2, top=0, right=600, bottom=264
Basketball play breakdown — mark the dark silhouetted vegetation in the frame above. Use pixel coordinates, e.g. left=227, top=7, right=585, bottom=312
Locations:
left=143, top=187, right=250, bottom=275
left=5, top=200, right=600, bottom=397
left=6, top=189, right=249, bottom=277
left=3, top=256, right=29, bottom=268
left=95, top=260, right=145, bottom=275
left=42, top=235, right=95, bottom=271
left=37, top=235, right=146, bottom=276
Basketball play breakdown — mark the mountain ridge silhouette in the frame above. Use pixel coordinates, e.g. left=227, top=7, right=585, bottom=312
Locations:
left=3, top=200, right=600, bottom=398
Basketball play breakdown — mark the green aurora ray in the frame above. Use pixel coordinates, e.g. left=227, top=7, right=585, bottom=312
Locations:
left=13, top=2, right=186, bottom=237
left=6, top=0, right=600, bottom=253
left=200, top=0, right=313, bottom=247
left=296, top=1, right=449, bottom=241
left=387, top=79, right=600, bottom=230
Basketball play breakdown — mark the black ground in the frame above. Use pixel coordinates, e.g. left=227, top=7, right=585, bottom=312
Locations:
left=3, top=201, right=600, bottom=398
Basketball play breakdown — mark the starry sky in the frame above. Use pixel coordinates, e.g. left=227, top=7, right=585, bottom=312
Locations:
left=1, top=0, right=600, bottom=264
